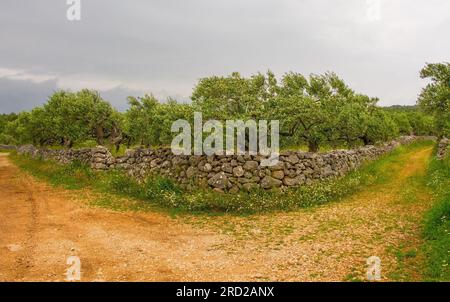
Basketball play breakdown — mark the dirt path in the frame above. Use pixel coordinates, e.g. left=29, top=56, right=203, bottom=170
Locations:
left=0, top=147, right=433, bottom=281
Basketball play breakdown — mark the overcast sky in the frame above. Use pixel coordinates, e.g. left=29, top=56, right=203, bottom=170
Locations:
left=0, top=0, right=448, bottom=113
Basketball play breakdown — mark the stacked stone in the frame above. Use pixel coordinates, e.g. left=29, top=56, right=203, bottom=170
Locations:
left=437, top=137, right=449, bottom=159
left=0, top=144, right=16, bottom=151
left=90, top=146, right=115, bottom=170
left=18, top=144, right=38, bottom=157
left=17, top=136, right=425, bottom=192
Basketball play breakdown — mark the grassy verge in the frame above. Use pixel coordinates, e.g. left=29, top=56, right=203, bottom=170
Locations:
left=422, top=151, right=450, bottom=281
left=9, top=140, right=433, bottom=215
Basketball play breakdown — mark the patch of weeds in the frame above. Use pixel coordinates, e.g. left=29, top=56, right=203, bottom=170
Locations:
left=104, top=170, right=145, bottom=199
left=56, top=160, right=96, bottom=189
left=298, top=234, right=315, bottom=241
left=279, top=225, right=295, bottom=236
left=12, top=154, right=97, bottom=190
left=317, top=219, right=345, bottom=232
left=109, top=144, right=128, bottom=157
left=421, top=153, right=450, bottom=281
left=91, top=195, right=126, bottom=211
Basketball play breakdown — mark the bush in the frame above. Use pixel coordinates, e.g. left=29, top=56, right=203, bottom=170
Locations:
left=106, top=171, right=144, bottom=199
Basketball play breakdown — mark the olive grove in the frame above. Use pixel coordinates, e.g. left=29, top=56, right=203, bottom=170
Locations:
left=0, top=68, right=441, bottom=152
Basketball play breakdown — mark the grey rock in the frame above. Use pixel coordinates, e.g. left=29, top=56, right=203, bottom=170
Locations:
left=91, top=163, right=107, bottom=170
left=221, top=163, right=233, bottom=173
left=229, top=186, right=240, bottom=193
left=208, top=172, right=230, bottom=189
left=92, top=157, right=105, bottom=163
left=242, top=183, right=259, bottom=192
left=322, top=165, right=333, bottom=177
left=261, top=176, right=282, bottom=189
left=285, top=154, right=299, bottom=164
left=268, top=161, right=284, bottom=171
left=272, top=170, right=284, bottom=180
left=283, top=175, right=305, bottom=186
left=236, top=155, right=245, bottom=163
left=203, top=163, right=213, bottom=172
left=125, top=149, right=135, bottom=157
left=161, top=160, right=171, bottom=168
left=186, top=166, right=196, bottom=178
left=233, top=166, right=245, bottom=177
left=243, top=161, right=259, bottom=171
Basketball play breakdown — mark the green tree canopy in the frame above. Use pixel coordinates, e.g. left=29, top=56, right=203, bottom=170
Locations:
left=417, top=62, right=450, bottom=137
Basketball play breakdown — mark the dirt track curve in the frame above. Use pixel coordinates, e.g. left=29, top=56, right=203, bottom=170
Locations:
left=0, top=147, right=433, bottom=281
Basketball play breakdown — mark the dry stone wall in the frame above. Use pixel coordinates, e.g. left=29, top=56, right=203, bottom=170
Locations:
left=437, top=137, right=449, bottom=159
left=0, top=144, right=16, bottom=151
left=17, top=136, right=423, bottom=192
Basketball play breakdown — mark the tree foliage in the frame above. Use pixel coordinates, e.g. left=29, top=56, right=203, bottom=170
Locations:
left=125, top=95, right=192, bottom=147
left=0, top=69, right=438, bottom=152
left=417, top=62, right=450, bottom=137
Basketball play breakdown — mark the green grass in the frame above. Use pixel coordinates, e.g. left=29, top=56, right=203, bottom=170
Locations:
left=9, top=140, right=434, bottom=215
left=109, top=144, right=128, bottom=157
left=422, top=152, right=450, bottom=281
left=281, top=143, right=351, bottom=152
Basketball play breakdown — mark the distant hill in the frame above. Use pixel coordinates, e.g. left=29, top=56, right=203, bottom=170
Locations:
left=382, top=105, right=419, bottom=112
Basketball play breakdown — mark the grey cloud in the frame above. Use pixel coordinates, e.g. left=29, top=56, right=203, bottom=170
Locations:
left=0, top=0, right=448, bottom=112
left=0, top=77, right=187, bottom=113
left=0, top=77, right=57, bottom=113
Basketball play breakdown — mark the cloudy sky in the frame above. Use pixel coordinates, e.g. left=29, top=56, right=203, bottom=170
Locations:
left=0, top=0, right=448, bottom=113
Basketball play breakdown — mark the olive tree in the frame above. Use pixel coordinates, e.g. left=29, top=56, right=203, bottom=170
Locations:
left=363, top=109, right=399, bottom=144
left=191, top=71, right=277, bottom=121
left=417, top=62, right=450, bottom=137
left=273, top=72, right=366, bottom=151
left=75, top=89, right=116, bottom=145
left=0, top=113, right=18, bottom=144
